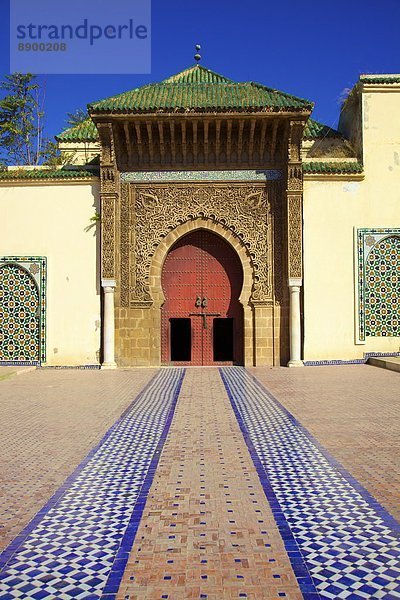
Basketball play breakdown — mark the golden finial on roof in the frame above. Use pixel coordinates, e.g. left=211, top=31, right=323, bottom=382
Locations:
left=194, top=44, right=201, bottom=62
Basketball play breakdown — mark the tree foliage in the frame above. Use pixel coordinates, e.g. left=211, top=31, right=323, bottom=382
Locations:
left=66, top=108, right=88, bottom=127
left=0, top=73, right=58, bottom=166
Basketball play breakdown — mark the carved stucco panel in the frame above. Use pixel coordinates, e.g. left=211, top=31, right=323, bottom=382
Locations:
left=101, top=194, right=116, bottom=279
left=128, top=184, right=273, bottom=304
left=287, top=194, right=303, bottom=279
left=120, top=183, right=130, bottom=306
left=99, top=122, right=119, bottom=280
left=286, top=120, right=305, bottom=281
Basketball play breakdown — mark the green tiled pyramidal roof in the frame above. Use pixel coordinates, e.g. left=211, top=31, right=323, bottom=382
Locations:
left=56, top=119, right=98, bottom=142
left=303, top=119, right=343, bottom=139
left=88, top=64, right=313, bottom=114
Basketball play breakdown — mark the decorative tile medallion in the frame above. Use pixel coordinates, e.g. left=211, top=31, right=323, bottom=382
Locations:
left=121, top=169, right=283, bottom=182
left=357, top=229, right=400, bottom=341
left=0, top=257, right=46, bottom=364
left=0, top=368, right=185, bottom=599
left=220, top=367, right=400, bottom=600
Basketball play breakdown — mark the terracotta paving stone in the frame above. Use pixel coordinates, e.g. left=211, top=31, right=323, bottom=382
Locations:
left=1, top=364, right=399, bottom=598
left=251, top=364, right=400, bottom=522
left=0, top=367, right=157, bottom=552
left=116, top=368, right=303, bottom=600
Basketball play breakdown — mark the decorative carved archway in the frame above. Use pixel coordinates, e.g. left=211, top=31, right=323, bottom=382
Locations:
left=119, top=181, right=275, bottom=308
left=111, top=179, right=289, bottom=367
left=150, top=219, right=254, bottom=366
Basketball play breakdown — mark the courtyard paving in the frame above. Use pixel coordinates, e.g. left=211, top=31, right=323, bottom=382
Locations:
left=0, top=365, right=398, bottom=599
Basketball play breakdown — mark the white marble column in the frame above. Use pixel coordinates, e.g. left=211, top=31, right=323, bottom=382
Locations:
left=101, top=279, right=117, bottom=369
left=288, top=278, right=304, bottom=367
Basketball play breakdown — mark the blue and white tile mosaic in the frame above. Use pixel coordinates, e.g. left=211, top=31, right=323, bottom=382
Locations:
left=0, top=257, right=47, bottom=364
left=220, top=367, right=400, bottom=600
left=121, top=169, right=283, bottom=182
left=357, top=228, right=400, bottom=341
left=0, top=368, right=185, bottom=600
left=304, top=352, right=400, bottom=367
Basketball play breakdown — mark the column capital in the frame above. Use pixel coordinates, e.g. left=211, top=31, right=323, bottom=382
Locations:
left=101, top=278, right=116, bottom=288
left=288, top=277, right=302, bottom=287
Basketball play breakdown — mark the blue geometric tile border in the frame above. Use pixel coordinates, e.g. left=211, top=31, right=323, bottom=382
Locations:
left=39, top=365, right=101, bottom=370
left=0, top=368, right=185, bottom=600
left=220, top=367, right=400, bottom=600
left=0, top=361, right=40, bottom=367
left=303, top=359, right=365, bottom=367
left=304, top=352, right=400, bottom=367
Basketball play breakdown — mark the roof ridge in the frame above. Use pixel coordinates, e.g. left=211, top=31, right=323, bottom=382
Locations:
left=161, top=64, right=235, bottom=84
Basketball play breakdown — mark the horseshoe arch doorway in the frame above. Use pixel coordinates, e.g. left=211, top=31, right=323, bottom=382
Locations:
left=161, top=229, right=244, bottom=365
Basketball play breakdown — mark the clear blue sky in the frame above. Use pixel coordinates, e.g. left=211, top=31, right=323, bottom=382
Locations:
left=1, top=0, right=400, bottom=140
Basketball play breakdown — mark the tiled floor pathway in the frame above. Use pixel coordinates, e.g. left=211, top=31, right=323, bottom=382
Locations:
left=116, top=368, right=303, bottom=600
left=0, top=365, right=399, bottom=599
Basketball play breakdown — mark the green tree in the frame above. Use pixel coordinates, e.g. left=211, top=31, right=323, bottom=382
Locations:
left=66, top=108, right=88, bottom=127
left=0, top=73, right=55, bottom=166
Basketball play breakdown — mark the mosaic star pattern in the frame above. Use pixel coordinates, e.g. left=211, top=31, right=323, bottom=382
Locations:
left=0, top=368, right=184, bottom=599
left=0, top=264, right=39, bottom=362
left=357, top=229, right=400, bottom=341
left=365, top=235, right=399, bottom=337
left=220, top=367, right=400, bottom=599
left=0, top=257, right=46, bottom=364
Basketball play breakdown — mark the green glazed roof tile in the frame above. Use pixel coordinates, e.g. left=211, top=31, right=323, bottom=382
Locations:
left=161, top=65, right=235, bottom=84
left=0, top=169, right=97, bottom=180
left=303, top=119, right=343, bottom=139
left=56, top=119, right=98, bottom=142
left=303, top=161, right=363, bottom=174
left=360, top=74, right=400, bottom=84
left=89, top=64, right=313, bottom=113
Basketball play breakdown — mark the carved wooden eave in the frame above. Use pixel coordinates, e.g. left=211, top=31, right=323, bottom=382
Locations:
left=92, top=112, right=310, bottom=171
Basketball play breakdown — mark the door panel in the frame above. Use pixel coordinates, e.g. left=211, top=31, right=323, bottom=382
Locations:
left=161, top=230, right=243, bottom=365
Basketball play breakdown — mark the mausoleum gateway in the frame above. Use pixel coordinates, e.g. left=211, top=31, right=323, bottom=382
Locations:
left=0, top=65, right=399, bottom=368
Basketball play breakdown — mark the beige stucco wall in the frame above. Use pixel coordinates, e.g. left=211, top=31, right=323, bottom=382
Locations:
left=303, top=86, right=400, bottom=361
left=0, top=181, right=101, bottom=365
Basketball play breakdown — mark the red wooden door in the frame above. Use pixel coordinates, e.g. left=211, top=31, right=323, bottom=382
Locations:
left=161, top=230, right=243, bottom=365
